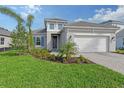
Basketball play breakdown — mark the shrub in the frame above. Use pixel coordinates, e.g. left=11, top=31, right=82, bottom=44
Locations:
left=58, top=36, right=78, bottom=61
left=30, top=48, right=50, bottom=59
left=48, top=54, right=56, bottom=61
left=29, top=48, right=60, bottom=62
left=79, top=55, right=90, bottom=64
left=76, top=58, right=81, bottom=64
left=63, top=58, right=67, bottom=63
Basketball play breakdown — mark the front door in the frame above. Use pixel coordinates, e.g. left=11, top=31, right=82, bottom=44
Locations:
left=52, top=36, right=57, bottom=50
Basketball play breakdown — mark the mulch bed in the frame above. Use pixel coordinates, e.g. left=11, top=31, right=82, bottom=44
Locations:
left=33, top=55, right=94, bottom=64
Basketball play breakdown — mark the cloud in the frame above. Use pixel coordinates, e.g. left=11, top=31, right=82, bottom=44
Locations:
left=20, top=5, right=42, bottom=19
left=74, top=18, right=84, bottom=22
left=74, top=18, right=88, bottom=22
left=24, top=5, right=42, bottom=14
left=88, top=6, right=124, bottom=23
left=20, top=12, right=28, bottom=19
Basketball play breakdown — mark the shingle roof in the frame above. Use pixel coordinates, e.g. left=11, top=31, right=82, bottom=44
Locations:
left=65, top=21, right=118, bottom=28
left=100, top=20, right=124, bottom=25
left=0, top=27, right=11, bottom=36
left=33, top=28, right=46, bottom=35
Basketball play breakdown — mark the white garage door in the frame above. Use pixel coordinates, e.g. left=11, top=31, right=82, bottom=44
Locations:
left=74, top=35, right=109, bottom=52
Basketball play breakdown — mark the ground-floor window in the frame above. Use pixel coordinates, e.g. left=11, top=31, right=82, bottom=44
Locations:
left=36, top=37, right=41, bottom=45
left=0, top=37, right=4, bottom=45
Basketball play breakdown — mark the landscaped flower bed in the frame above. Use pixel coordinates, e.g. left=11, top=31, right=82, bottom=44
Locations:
left=29, top=48, right=93, bottom=64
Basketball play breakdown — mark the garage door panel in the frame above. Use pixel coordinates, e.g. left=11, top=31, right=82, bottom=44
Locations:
left=74, top=36, right=108, bottom=52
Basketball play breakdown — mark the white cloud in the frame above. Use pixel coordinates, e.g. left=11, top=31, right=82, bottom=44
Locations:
left=74, top=18, right=88, bottom=22
left=24, top=5, right=42, bottom=14
left=74, top=18, right=84, bottom=22
left=20, top=12, right=28, bottom=19
left=88, top=6, right=124, bottom=23
left=20, top=5, right=42, bottom=19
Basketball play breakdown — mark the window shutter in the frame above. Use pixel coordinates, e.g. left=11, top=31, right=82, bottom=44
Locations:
left=41, top=36, right=42, bottom=47
left=33, top=37, right=35, bottom=45
left=41, top=36, right=44, bottom=47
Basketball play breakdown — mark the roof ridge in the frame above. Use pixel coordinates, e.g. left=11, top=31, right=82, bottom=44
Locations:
left=0, top=27, right=11, bottom=36
left=44, top=18, right=67, bottom=21
left=0, top=27, right=9, bottom=32
left=65, top=20, right=118, bottom=28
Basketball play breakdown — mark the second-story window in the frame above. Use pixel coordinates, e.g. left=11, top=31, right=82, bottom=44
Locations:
left=58, top=24, right=63, bottom=29
left=50, top=24, right=54, bottom=30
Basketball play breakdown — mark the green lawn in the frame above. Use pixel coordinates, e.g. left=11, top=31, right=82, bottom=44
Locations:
left=0, top=51, right=124, bottom=88
left=114, top=49, right=124, bottom=54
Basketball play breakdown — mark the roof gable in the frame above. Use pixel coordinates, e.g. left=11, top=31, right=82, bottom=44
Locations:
left=100, top=20, right=124, bottom=25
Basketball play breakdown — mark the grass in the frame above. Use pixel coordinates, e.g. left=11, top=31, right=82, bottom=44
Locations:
left=114, top=49, right=124, bottom=54
left=0, top=51, right=124, bottom=88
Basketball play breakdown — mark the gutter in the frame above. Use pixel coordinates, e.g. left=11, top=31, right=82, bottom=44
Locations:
left=0, top=34, right=11, bottom=37
left=64, top=26, right=120, bottom=30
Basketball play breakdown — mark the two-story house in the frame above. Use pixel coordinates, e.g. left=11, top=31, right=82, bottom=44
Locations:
left=33, top=18, right=120, bottom=52
left=33, top=18, right=67, bottom=51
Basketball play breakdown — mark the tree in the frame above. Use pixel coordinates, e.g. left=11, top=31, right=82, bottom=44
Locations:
left=0, top=6, right=23, bottom=25
left=0, top=6, right=27, bottom=50
left=58, top=36, right=78, bottom=60
left=11, top=25, right=28, bottom=50
left=26, top=14, right=34, bottom=51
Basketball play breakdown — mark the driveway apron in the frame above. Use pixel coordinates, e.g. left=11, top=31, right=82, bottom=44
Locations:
left=81, top=52, right=124, bottom=75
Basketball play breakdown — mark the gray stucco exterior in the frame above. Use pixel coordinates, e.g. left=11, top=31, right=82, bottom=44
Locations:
left=60, top=27, right=118, bottom=52
left=116, top=29, right=124, bottom=49
left=33, top=18, right=120, bottom=52
left=102, top=20, right=124, bottom=49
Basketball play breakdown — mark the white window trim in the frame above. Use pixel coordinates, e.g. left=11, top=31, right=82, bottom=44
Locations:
left=36, top=37, right=41, bottom=46
left=58, top=24, right=63, bottom=29
left=49, top=24, right=54, bottom=30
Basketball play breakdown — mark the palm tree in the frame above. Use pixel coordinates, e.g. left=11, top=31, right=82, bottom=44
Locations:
left=26, top=14, right=34, bottom=51
left=0, top=6, right=23, bottom=25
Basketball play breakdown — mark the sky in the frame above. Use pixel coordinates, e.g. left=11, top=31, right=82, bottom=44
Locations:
left=0, top=5, right=124, bottom=31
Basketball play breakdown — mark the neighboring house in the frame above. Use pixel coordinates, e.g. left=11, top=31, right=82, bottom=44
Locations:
left=116, top=29, right=124, bottom=49
left=33, top=18, right=120, bottom=52
left=101, top=20, right=124, bottom=49
left=0, top=27, right=11, bottom=51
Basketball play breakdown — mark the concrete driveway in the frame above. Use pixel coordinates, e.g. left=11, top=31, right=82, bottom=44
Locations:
left=81, top=52, right=124, bottom=74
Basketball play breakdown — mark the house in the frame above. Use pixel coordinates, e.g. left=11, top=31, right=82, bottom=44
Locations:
left=116, top=29, right=124, bottom=49
left=0, top=27, right=11, bottom=51
left=33, top=18, right=121, bottom=52
left=100, top=20, right=124, bottom=49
